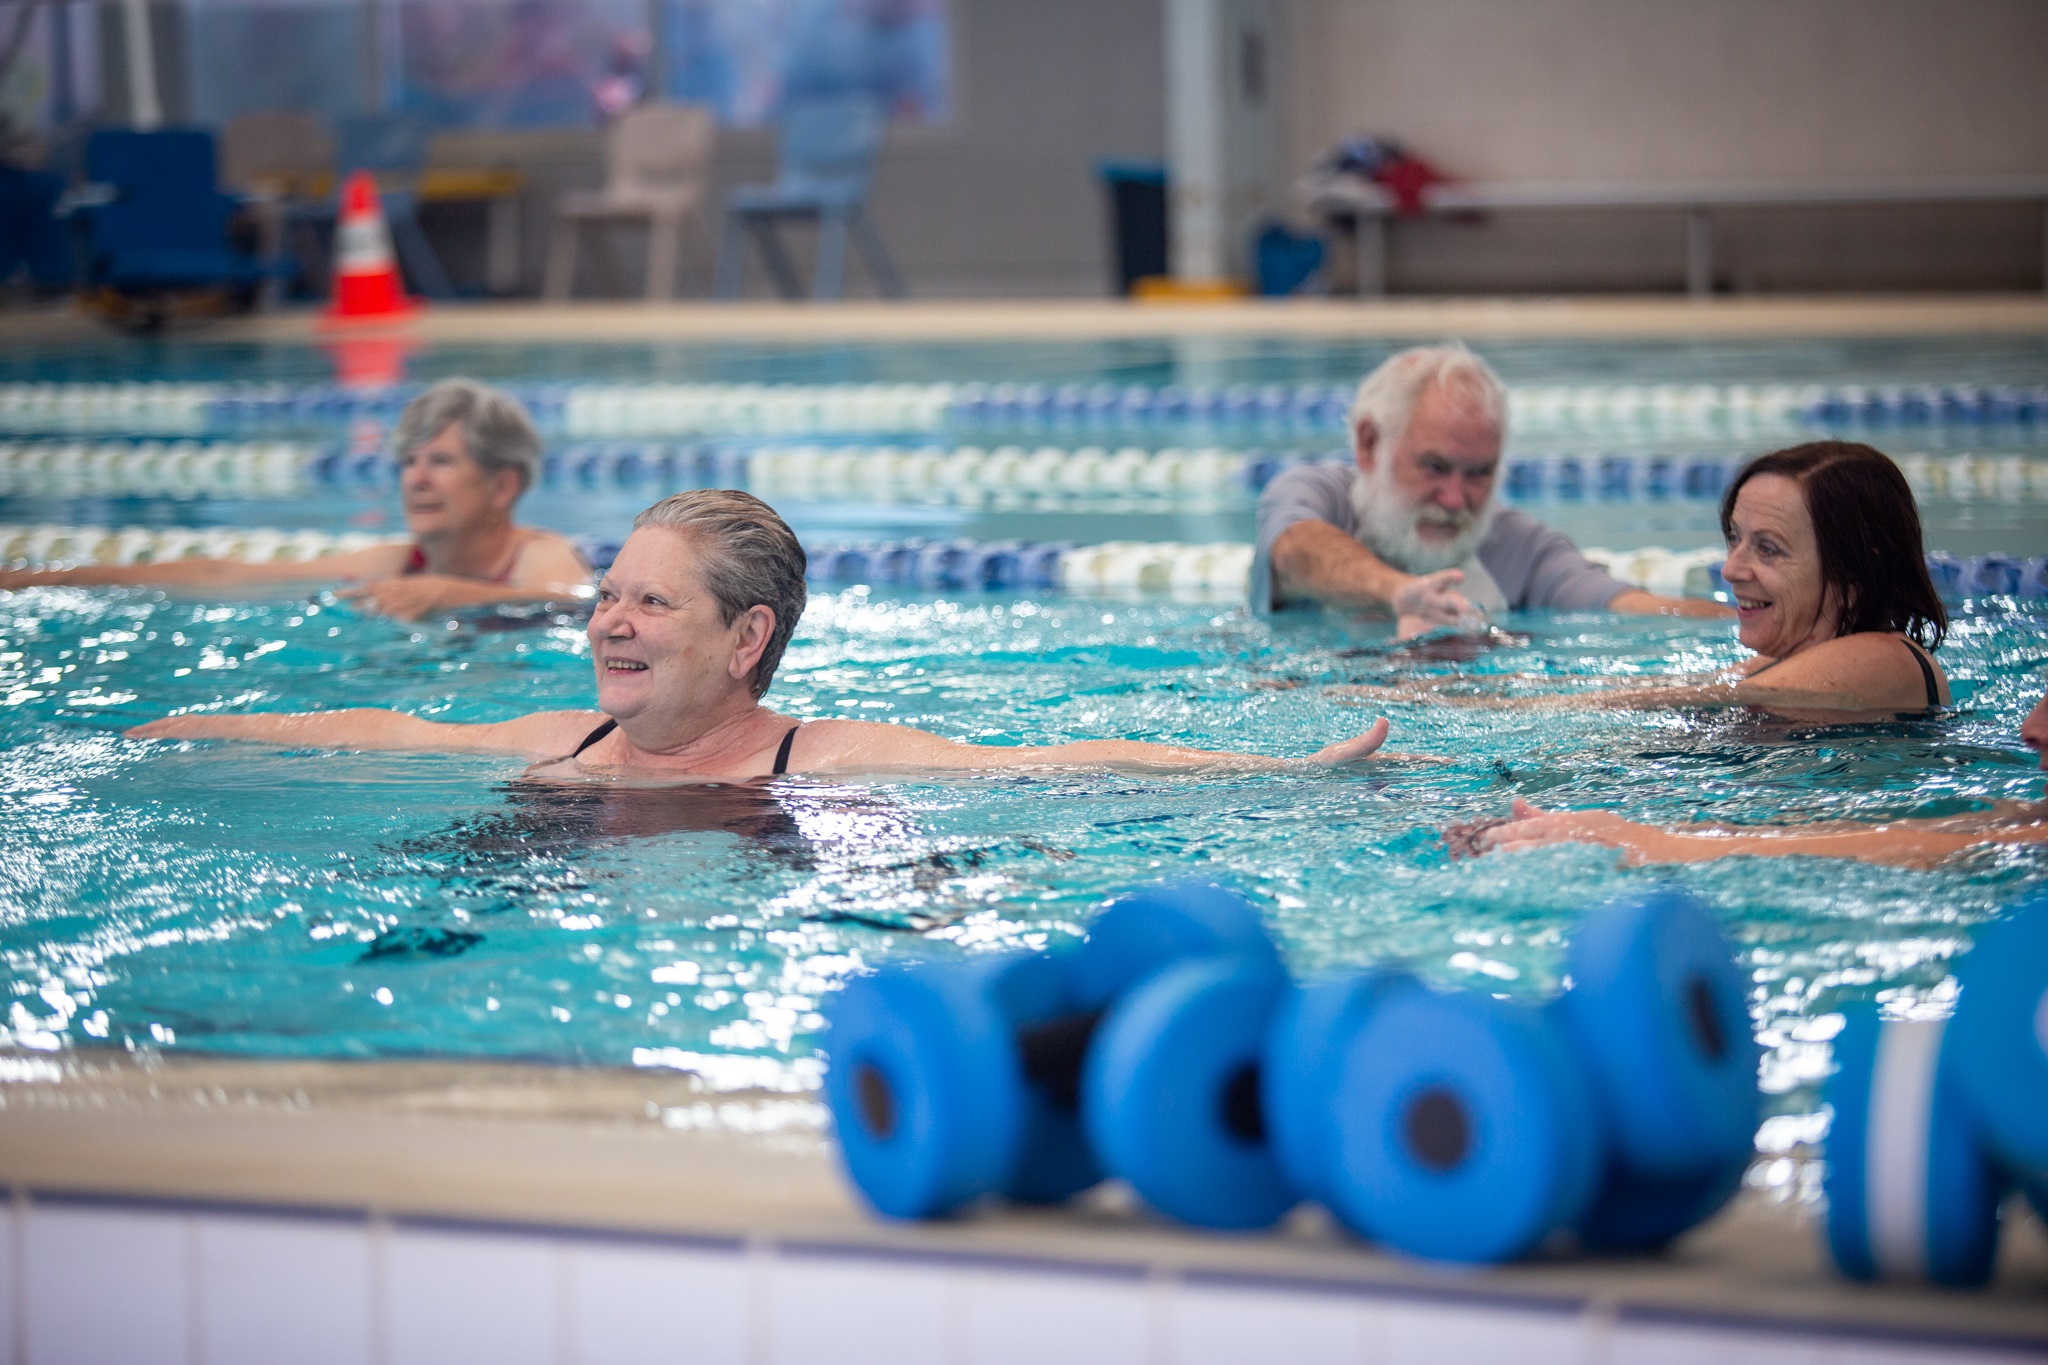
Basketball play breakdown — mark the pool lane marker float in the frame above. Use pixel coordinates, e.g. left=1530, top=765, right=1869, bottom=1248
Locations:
left=8, top=379, right=2048, bottom=439
left=8, top=522, right=2045, bottom=603
left=824, top=880, right=1286, bottom=1221
left=1822, top=1008, right=2007, bottom=1287
left=1949, top=896, right=2048, bottom=1187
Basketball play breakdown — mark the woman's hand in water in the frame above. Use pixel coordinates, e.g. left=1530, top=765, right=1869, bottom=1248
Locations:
left=1466, top=798, right=1667, bottom=858
left=338, top=574, right=491, bottom=621
left=1301, top=716, right=1391, bottom=766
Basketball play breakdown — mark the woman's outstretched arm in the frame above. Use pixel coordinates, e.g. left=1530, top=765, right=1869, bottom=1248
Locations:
left=1470, top=798, right=2048, bottom=869
left=793, top=717, right=1392, bottom=774
left=127, top=708, right=599, bottom=760
left=0, top=543, right=410, bottom=593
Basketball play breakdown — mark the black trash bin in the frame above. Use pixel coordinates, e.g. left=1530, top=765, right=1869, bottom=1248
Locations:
left=1098, top=161, right=1167, bottom=297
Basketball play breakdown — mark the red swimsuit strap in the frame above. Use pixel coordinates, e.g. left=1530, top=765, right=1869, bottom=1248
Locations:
left=400, top=533, right=529, bottom=583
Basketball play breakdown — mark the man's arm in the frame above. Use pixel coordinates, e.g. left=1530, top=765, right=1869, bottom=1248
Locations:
left=126, top=708, right=599, bottom=759
left=1269, top=521, right=1475, bottom=631
left=796, top=716, right=1391, bottom=774
left=1608, top=588, right=1734, bottom=620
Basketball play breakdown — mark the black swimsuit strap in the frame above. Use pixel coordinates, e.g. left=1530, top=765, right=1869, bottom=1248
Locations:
left=773, top=724, right=800, bottom=776
left=571, top=717, right=617, bottom=757
left=1902, top=637, right=1942, bottom=709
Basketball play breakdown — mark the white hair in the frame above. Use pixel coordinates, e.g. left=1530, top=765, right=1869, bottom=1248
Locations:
left=395, top=379, right=543, bottom=495
left=1347, top=343, right=1508, bottom=455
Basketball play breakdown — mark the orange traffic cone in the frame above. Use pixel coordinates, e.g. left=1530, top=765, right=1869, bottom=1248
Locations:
left=325, top=171, right=417, bottom=324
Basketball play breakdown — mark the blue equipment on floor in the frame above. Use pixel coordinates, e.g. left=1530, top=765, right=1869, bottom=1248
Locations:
left=1948, top=895, right=2048, bottom=1187
left=713, top=92, right=906, bottom=301
left=825, top=882, right=1766, bottom=1265
left=823, top=880, right=1280, bottom=1219
left=1822, top=1009, right=2007, bottom=1287
left=72, top=129, right=270, bottom=323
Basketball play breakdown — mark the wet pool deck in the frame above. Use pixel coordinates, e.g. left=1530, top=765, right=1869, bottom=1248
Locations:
left=4, top=294, right=2048, bottom=348
left=0, top=1049, right=2042, bottom=1358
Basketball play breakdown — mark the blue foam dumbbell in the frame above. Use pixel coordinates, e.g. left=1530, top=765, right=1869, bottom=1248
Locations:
left=1823, top=1006, right=2007, bottom=1287
left=824, top=880, right=1280, bottom=1220
left=1082, top=955, right=1295, bottom=1228
left=1320, top=985, right=1605, bottom=1263
left=1259, top=971, right=1420, bottom=1201
left=1948, top=896, right=2048, bottom=1185
left=1555, top=888, right=1761, bottom=1176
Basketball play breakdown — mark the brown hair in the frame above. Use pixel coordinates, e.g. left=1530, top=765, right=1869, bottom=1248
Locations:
left=632, top=490, right=808, bottom=698
left=1719, top=441, right=1946, bottom=649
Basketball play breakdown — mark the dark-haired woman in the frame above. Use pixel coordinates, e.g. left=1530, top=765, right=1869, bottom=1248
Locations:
left=1334, top=441, right=1950, bottom=714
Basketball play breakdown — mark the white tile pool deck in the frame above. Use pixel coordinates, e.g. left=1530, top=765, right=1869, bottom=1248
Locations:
left=0, top=1049, right=2041, bottom=1365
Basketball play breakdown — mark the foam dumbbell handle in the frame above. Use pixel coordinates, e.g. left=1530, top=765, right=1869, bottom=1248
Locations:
left=825, top=954, right=1063, bottom=1219
left=1823, top=1008, right=2006, bottom=1287
left=1558, top=889, right=1761, bottom=1175
left=1948, top=895, right=2048, bottom=1181
left=1261, top=971, right=1420, bottom=1201
left=1082, top=955, right=1297, bottom=1229
left=1324, top=987, right=1603, bottom=1264
left=1571, top=1153, right=1748, bottom=1253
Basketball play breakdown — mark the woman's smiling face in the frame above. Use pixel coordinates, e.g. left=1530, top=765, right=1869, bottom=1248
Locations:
left=1722, top=472, right=1840, bottom=659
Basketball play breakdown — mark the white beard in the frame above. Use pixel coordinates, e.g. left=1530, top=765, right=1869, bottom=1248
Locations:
left=1348, top=461, right=1499, bottom=575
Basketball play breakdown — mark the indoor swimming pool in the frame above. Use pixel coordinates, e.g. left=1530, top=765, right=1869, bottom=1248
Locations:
left=1, top=330, right=2044, bottom=1174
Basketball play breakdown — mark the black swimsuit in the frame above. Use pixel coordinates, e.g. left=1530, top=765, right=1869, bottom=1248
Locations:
left=1901, top=637, right=1943, bottom=710
left=1746, top=636, right=1943, bottom=709
left=571, top=719, right=802, bottom=774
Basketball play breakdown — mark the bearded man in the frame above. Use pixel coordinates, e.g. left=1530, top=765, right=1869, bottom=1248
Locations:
left=1252, top=345, right=1730, bottom=635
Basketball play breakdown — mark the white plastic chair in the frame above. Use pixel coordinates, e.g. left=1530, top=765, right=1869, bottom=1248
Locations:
left=544, top=103, right=716, bottom=303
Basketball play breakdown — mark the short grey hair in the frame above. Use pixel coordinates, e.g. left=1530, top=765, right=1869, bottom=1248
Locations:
left=632, top=490, right=808, bottom=699
left=394, top=379, right=543, bottom=495
left=1349, top=344, right=1508, bottom=454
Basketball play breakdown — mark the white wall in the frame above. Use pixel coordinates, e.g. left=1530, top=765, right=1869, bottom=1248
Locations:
left=1278, top=0, right=2048, bottom=292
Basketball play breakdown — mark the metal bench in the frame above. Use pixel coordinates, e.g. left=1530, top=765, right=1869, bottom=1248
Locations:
left=1301, top=174, right=2048, bottom=297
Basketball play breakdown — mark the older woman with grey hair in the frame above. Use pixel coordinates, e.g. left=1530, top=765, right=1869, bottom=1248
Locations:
left=130, top=491, right=1393, bottom=776
left=0, top=379, right=592, bottom=621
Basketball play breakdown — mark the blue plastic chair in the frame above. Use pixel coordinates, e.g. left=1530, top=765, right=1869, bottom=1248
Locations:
left=714, top=93, right=905, bottom=300
left=327, top=113, right=454, bottom=299
left=77, top=129, right=268, bottom=296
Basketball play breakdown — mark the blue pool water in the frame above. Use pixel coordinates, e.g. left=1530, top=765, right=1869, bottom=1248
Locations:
left=1, top=330, right=2045, bottom=1157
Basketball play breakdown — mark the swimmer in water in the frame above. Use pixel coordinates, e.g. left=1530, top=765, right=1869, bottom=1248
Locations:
left=1333, top=442, right=1952, bottom=716
left=0, top=379, right=593, bottom=621
left=1452, top=686, right=2048, bottom=870
left=128, top=490, right=1392, bottom=776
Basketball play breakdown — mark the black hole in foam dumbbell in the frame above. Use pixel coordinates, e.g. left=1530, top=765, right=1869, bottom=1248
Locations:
left=1017, top=1009, right=1105, bottom=1115
left=1403, top=1086, right=1470, bottom=1173
left=854, top=1061, right=897, bottom=1141
left=1685, top=972, right=1728, bottom=1064
left=1220, top=1062, right=1265, bottom=1145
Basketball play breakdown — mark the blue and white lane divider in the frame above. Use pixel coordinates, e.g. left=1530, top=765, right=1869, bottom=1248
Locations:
left=8, top=438, right=2048, bottom=507
left=8, top=379, right=2048, bottom=439
left=5, top=524, right=2045, bottom=601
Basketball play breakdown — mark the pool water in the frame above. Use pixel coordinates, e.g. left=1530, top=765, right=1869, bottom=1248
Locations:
left=1, top=584, right=2043, bottom=1132
left=1, top=329, right=2045, bottom=1174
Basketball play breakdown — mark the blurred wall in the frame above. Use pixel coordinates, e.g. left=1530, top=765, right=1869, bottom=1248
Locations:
left=434, top=0, right=1166, bottom=299
left=1281, top=0, right=2048, bottom=292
